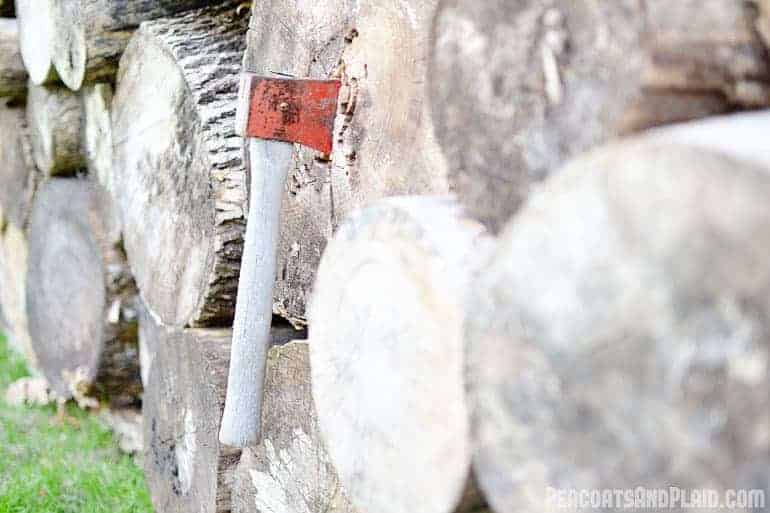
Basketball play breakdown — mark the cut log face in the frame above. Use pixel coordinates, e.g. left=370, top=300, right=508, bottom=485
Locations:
left=231, top=341, right=357, bottom=513
left=0, top=105, right=39, bottom=230
left=51, top=0, right=223, bottom=91
left=143, top=324, right=298, bottom=513
left=430, top=0, right=770, bottom=232
left=0, top=19, right=28, bottom=101
left=111, top=3, right=248, bottom=328
left=26, top=82, right=85, bottom=176
left=310, top=197, right=492, bottom=513
left=15, top=0, right=57, bottom=85
left=26, top=178, right=141, bottom=404
left=467, top=141, right=770, bottom=513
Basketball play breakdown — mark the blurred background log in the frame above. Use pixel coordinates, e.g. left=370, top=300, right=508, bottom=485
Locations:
left=430, top=0, right=770, bottom=232
left=466, top=140, right=770, bottom=512
left=111, top=2, right=248, bottom=328
left=143, top=324, right=297, bottom=513
left=0, top=222, right=35, bottom=369
left=26, top=82, right=84, bottom=176
left=51, top=0, right=228, bottom=91
left=26, top=179, right=141, bottom=405
left=15, top=0, right=57, bottom=85
left=0, top=19, right=27, bottom=101
left=0, top=105, right=38, bottom=230
left=310, top=197, right=491, bottom=513
left=232, top=341, right=357, bottom=513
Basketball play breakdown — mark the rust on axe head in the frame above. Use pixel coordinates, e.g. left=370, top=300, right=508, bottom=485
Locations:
left=235, top=73, right=342, bottom=154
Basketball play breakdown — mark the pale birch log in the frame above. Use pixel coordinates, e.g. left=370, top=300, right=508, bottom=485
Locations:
left=310, top=196, right=491, bottom=513
left=0, top=19, right=28, bottom=101
left=242, top=0, right=449, bottom=326
left=26, top=179, right=141, bottom=405
left=232, top=341, right=357, bottom=513
left=111, top=3, right=248, bottom=327
left=143, top=324, right=297, bottom=513
left=0, top=105, right=39, bottom=230
left=15, top=0, right=57, bottom=85
left=430, top=0, right=770, bottom=232
left=26, top=82, right=85, bottom=176
left=51, top=0, right=232, bottom=91
left=467, top=141, right=770, bottom=513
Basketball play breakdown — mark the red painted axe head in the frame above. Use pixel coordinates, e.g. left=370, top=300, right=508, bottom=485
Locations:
left=235, top=73, right=342, bottom=154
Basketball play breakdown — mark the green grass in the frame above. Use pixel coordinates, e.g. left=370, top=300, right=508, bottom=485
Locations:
left=0, top=332, right=153, bottom=513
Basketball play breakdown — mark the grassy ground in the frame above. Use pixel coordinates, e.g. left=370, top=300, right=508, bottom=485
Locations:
left=0, top=333, right=153, bottom=513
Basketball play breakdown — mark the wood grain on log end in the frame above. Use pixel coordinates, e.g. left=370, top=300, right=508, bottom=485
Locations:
left=15, top=0, right=57, bottom=85
left=26, top=178, right=140, bottom=404
left=467, top=140, right=770, bottom=512
left=232, top=341, right=357, bottom=513
left=26, top=81, right=84, bottom=176
left=310, top=196, right=492, bottom=513
left=112, top=3, right=248, bottom=328
left=430, top=0, right=770, bottom=233
left=0, top=19, right=28, bottom=101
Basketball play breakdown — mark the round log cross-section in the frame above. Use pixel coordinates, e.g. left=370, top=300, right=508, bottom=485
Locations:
left=466, top=141, right=770, bottom=512
left=111, top=3, right=248, bottom=327
left=310, top=196, right=491, bottom=513
left=26, top=178, right=141, bottom=405
left=15, top=0, right=57, bottom=85
left=430, top=0, right=770, bottom=232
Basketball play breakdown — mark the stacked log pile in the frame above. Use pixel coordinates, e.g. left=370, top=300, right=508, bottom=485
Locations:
left=0, top=1, right=767, bottom=513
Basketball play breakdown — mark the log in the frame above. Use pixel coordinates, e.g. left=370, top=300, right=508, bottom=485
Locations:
left=143, top=324, right=298, bottom=513
left=0, top=19, right=28, bottom=101
left=309, top=197, right=491, bottom=513
left=429, top=0, right=770, bottom=232
left=0, top=104, right=39, bottom=230
left=51, top=0, right=224, bottom=91
left=0, top=221, right=36, bottom=369
left=82, top=83, right=114, bottom=192
left=466, top=140, right=770, bottom=512
left=111, top=2, right=248, bottom=328
left=137, top=299, right=161, bottom=389
left=26, top=178, right=141, bottom=405
left=244, top=0, right=448, bottom=325
left=231, top=341, right=357, bottom=513
left=15, top=0, right=57, bottom=85
left=26, top=82, right=85, bottom=176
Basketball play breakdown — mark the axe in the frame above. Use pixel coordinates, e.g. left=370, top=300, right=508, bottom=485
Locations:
left=219, top=73, right=341, bottom=447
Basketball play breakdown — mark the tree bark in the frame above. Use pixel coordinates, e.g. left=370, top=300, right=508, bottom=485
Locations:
left=430, top=0, right=770, bottom=232
left=26, top=178, right=141, bottom=405
left=0, top=19, right=28, bottom=101
left=309, top=196, right=492, bottom=513
left=0, top=104, right=39, bottom=230
left=111, top=2, right=248, bottom=328
left=15, top=0, right=57, bottom=85
left=466, top=140, right=770, bottom=513
left=231, top=341, right=357, bottom=513
left=51, top=0, right=231, bottom=91
left=143, top=324, right=298, bottom=513
left=26, top=82, right=85, bottom=176
left=243, top=0, right=449, bottom=326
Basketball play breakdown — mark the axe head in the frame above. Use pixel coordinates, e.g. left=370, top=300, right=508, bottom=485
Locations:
left=235, top=73, right=342, bottom=154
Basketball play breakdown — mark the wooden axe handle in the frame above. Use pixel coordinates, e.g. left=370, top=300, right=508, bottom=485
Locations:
left=219, top=138, right=292, bottom=447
